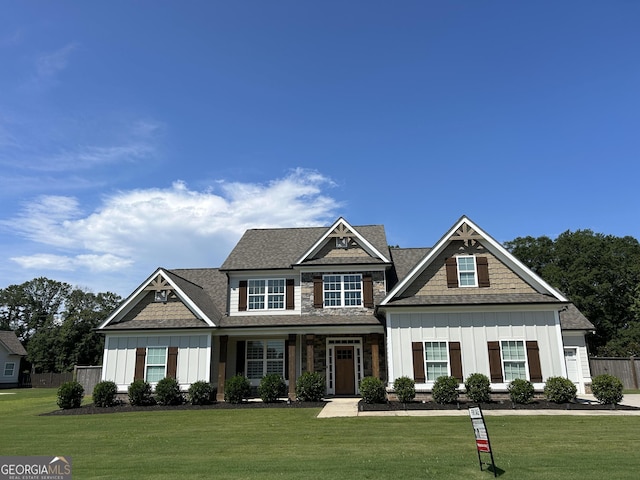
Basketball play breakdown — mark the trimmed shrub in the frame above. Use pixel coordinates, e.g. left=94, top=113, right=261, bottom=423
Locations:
left=591, top=374, right=624, bottom=405
left=224, top=374, right=251, bottom=404
left=155, top=377, right=183, bottom=405
left=464, top=373, right=491, bottom=403
left=188, top=381, right=215, bottom=405
left=359, top=376, right=386, bottom=404
left=128, top=379, right=154, bottom=406
left=296, top=372, right=325, bottom=402
left=57, top=381, right=84, bottom=409
left=432, top=376, right=460, bottom=404
left=393, top=376, right=416, bottom=403
left=544, top=376, right=577, bottom=403
left=92, top=380, right=118, bottom=407
left=259, top=374, right=287, bottom=403
left=508, top=378, right=535, bottom=404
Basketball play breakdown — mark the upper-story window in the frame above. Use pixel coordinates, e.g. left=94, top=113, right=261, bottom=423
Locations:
left=248, top=279, right=285, bottom=310
left=457, top=256, right=478, bottom=287
left=324, top=274, right=362, bottom=307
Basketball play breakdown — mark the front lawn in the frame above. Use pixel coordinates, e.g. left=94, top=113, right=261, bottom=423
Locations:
left=1, top=389, right=639, bottom=479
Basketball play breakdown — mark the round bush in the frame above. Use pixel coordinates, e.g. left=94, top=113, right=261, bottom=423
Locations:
left=432, top=376, right=460, bottom=404
left=93, top=380, right=118, bottom=407
left=544, top=376, right=577, bottom=403
left=591, top=374, right=624, bottom=405
left=464, top=373, right=491, bottom=403
left=295, top=372, right=325, bottom=402
left=508, top=378, right=535, bottom=404
left=359, top=376, right=386, bottom=404
left=224, top=374, right=251, bottom=404
left=188, top=381, right=215, bottom=405
left=155, top=377, right=183, bottom=405
left=393, top=376, right=415, bottom=403
left=57, top=381, right=84, bottom=409
left=258, top=374, right=287, bottom=403
left=128, top=379, right=154, bottom=406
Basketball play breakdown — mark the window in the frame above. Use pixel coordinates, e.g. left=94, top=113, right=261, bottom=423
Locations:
left=146, top=347, right=167, bottom=382
left=501, top=340, right=527, bottom=381
left=424, top=342, right=449, bottom=381
left=246, top=340, right=285, bottom=379
left=323, top=274, right=362, bottom=307
left=248, top=279, right=285, bottom=310
left=457, top=256, right=477, bottom=287
left=3, top=362, right=15, bottom=377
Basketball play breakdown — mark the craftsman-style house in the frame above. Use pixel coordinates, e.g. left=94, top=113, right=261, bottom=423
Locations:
left=97, top=216, right=594, bottom=399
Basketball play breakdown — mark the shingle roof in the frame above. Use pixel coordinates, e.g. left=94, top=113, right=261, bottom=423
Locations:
left=559, top=303, right=595, bottom=330
left=389, top=247, right=432, bottom=285
left=0, top=331, right=27, bottom=356
left=384, top=293, right=564, bottom=307
left=101, top=318, right=211, bottom=330
left=220, top=224, right=390, bottom=270
left=219, top=314, right=384, bottom=328
left=166, top=268, right=228, bottom=321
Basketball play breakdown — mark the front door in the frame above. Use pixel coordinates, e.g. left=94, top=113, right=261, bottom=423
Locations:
left=564, top=348, right=579, bottom=384
left=335, top=346, right=355, bottom=395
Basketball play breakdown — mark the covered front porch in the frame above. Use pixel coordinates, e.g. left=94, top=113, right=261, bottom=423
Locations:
left=213, top=330, right=385, bottom=401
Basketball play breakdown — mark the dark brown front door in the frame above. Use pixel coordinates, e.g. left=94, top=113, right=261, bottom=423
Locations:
left=335, top=346, right=355, bottom=395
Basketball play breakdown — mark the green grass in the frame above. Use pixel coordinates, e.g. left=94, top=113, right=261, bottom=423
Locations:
left=1, top=389, right=640, bottom=479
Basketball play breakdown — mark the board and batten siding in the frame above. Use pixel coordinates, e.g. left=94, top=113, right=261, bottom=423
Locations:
left=386, top=309, right=566, bottom=390
left=102, top=333, right=211, bottom=392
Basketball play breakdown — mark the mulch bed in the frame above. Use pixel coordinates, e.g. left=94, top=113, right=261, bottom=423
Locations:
left=359, top=399, right=640, bottom=411
left=43, top=400, right=327, bottom=416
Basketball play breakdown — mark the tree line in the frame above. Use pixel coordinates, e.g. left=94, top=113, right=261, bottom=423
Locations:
left=0, top=277, right=121, bottom=373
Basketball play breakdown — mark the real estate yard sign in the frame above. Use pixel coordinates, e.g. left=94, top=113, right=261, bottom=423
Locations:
left=468, top=406, right=497, bottom=477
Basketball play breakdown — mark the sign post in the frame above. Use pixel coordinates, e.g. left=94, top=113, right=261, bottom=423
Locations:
left=468, top=406, right=497, bottom=477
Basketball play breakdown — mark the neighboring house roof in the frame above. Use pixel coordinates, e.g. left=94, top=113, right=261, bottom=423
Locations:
left=220, top=220, right=391, bottom=271
left=559, top=303, right=595, bottom=330
left=0, top=331, right=27, bottom=356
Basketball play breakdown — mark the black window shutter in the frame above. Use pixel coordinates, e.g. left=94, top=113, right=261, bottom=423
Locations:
left=526, top=341, right=543, bottom=383
left=477, top=257, right=490, bottom=288
left=412, top=342, right=426, bottom=383
left=446, top=258, right=458, bottom=288
left=286, top=279, right=295, bottom=310
left=487, top=342, right=504, bottom=383
left=238, top=280, right=247, bottom=311
left=449, top=342, right=463, bottom=382
left=363, top=275, right=374, bottom=308
left=313, top=276, right=323, bottom=308
left=235, top=340, right=246, bottom=376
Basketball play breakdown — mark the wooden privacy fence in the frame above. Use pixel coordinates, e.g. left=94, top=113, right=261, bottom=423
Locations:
left=74, top=366, right=103, bottom=394
left=589, top=357, right=640, bottom=389
left=28, top=372, right=74, bottom=388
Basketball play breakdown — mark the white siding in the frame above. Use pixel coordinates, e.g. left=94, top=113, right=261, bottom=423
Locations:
left=387, top=309, right=565, bottom=391
left=102, top=333, right=211, bottom=392
left=0, top=349, right=21, bottom=385
left=562, top=332, right=592, bottom=393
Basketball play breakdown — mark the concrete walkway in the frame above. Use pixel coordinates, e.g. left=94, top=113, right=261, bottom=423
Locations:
left=317, top=394, right=640, bottom=418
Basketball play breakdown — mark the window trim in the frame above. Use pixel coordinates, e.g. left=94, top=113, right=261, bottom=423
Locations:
left=322, top=274, right=363, bottom=308
left=145, top=346, right=168, bottom=383
left=500, top=340, right=529, bottom=382
left=3, top=362, right=15, bottom=377
left=423, top=341, right=450, bottom=381
left=456, top=255, right=478, bottom=287
left=245, top=339, right=285, bottom=382
left=247, top=279, right=286, bottom=311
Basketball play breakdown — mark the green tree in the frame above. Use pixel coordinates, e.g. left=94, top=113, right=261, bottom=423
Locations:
left=1, top=278, right=121, bottom=372
left=506, top=231, right=640, bottom=353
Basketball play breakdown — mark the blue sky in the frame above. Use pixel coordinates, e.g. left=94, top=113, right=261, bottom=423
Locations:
left=1, top=1, right=639, bottom=297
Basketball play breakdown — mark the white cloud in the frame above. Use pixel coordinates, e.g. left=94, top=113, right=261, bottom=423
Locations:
left=6, top=169, right=342, bottom=290
left=35, top=43, right=78, bottom=78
